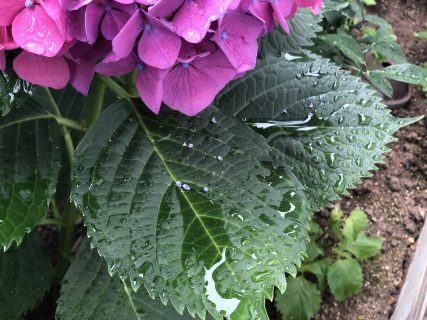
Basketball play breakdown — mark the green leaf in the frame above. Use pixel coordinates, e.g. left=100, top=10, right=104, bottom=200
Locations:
left=71, top=101, right=311, bottom=320
left=57, top=239, right=193, bottom=320
left=0, top=232, right=52, bottom=319
left=305, top=222, right=324, bottom=264
left=344, top=234, right=382, bottom=260
left=216, top=52, right=414, bottom=210
left=415, top=30, right=427, bottom=39
left=321, top=0, right=349, bottom=13
left=362, top=0, right=376, bottom=5
left=258, top=9, right=322, bottom=57
left=0, top=68, right=33, bottom=117
left=275, top=276, right=321, bottom=320
left=304, top=241, right=323, bottom=262
left=379, top=64, right=427, bottom=85
left=301, top=259, right=332, bottom=291
left=330, top=207, right=343, bottom=240
left=0, top=99, right=61, bottom=249
left=370, top=42, right=407, bottom=64
left=308, top=220, right=321, bottom=237
left=330, top=207, right=343, bottom=222
left=364, top=15, right=396, bottom=41
left=363, top=15, right=406, bottom=64
left=327, top=258, right=363, bottom=301
left=319, top=33, right=365, bottom=66
left=342, top=209, right=369, bottom=241
left=304, top=239, right=323, bottom=262
left=364, top=70, right=393, bottom=98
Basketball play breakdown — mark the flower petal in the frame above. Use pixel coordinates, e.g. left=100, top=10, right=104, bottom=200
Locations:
left=68, top=58, right=94, bottom=95
left=172, top=0, right=233, bottom=43
left=271, top=0, right=297, bottom=34
left=94, top=54, right=137, bottom=76
left=0, top=26, right=18, bottom=50
left=13, top=51, right=70, bottom=89
left=12, top=4, right=66, bottom=57
left=213, top=12, right=263, bottom=72
left=0, top=0, right=23, bottom=27
left=40, top=0, right=72, bottom=40
left=192, top=49, right=237, bottom=90
left=66, top=8, right=87, bottom=42
left=148, top=0, right=183, bottom=18
left=138, top=13, right=181, bottom=69
left=0, top=51, right=5, bottom=71
left=112, top=10, right=144, bottom=59
left=249, top=0, right=274, bottom=31
left=85, top=2, right=104, bottom=44
left=61, top=0, right=93, bottom=11
left=101, top=9, right=131, bottom=41
left=135, top=65, right=165, bottom=114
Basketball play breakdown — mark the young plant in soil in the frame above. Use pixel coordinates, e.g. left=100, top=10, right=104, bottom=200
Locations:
left=274, top=207, right=382, bottom=320
left=415, top=31, right=427, bottom=100
left=0, top=0, right=426, bottom=319
left=315, top=0, right=427, bottom=99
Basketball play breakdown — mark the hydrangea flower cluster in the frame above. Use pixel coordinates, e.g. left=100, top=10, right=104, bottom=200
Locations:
left=0, top=0, right=322, bottom=116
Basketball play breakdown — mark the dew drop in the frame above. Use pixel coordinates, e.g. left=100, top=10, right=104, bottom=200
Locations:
left=182, top=184, right=190, bottom=191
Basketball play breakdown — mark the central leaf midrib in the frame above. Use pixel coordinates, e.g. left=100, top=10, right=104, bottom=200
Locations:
left=123, top=281, right=144, bottom=320
left=146, top=131, right=278, bottom=213
left=129, top=106, right=223, bottom=248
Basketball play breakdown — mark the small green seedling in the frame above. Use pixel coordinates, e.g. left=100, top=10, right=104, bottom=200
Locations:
left=414, top=30, right=427, bottom=39
left=316, top=1, right=427, bottom=98
left=362, top=0, right=376, bottom=6
left=275, top=207, right=382, bottom=320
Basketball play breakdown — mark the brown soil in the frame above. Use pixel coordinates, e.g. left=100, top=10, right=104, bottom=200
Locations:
left=315, top=0, right=427, bottom=319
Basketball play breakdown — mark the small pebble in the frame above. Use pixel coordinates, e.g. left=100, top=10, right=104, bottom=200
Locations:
left=183, top=184, right=190, bottom=191
left=176, top=181, right=182, bottom=187
left=408, top=237, right=415, bottom=244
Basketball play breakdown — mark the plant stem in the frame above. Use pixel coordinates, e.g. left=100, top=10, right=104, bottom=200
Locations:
left=39, top=218, right=64, bottom=226
left=63, top=129, right=75, bottom=166
left=51, top=201, right=61, bottom=220
left=85, top=76, right=106, bottom=126
left=52, top=78, right=107, bottom=281
left=54, top=201, right=80, bottom=281
left=99, top=75, right=130, bottom=100
left=44, top=87, right=76, bottom=165
left=54, top=115, right=86, bottom=132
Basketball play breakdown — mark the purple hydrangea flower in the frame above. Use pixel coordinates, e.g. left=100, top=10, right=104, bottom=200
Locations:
left=0, top=0, right=324, bottom=115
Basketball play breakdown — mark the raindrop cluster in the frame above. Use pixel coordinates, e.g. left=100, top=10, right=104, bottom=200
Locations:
left=0, top=0, right=322, bottom=116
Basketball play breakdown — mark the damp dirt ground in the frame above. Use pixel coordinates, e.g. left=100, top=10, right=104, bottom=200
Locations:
left=270, top=0, right=427, bottom=319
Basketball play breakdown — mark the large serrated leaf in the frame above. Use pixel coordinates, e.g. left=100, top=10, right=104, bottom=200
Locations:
left=71, top=102, right=311, bottom=319
left=57, top=239, right=193, bottom=320
left=0, top=99, right=61, bottom=249
left=0, top=232, right=52, bottom=319
left=0, top=68, right=33, bottom=117
left=216, top=52, right=415, bottom=210
left=258, top=9, right=322, bottom=57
